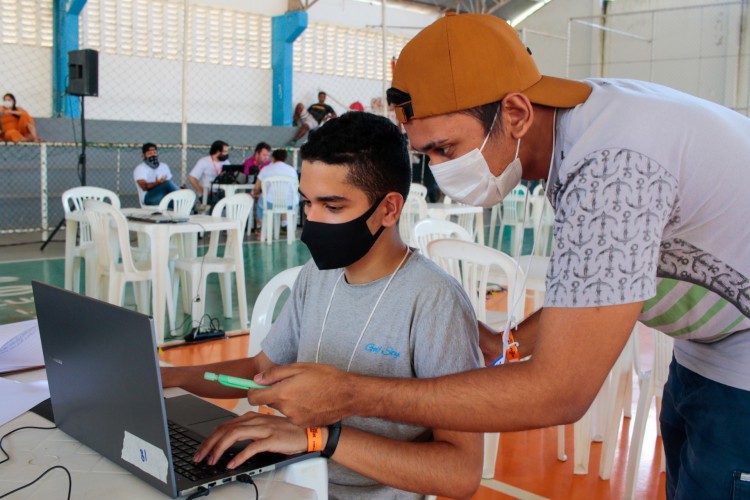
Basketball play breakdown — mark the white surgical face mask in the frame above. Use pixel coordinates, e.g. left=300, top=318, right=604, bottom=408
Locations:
left=1, top=101, right=11, bottom=108
left=429, top=111, right=522, bottom=208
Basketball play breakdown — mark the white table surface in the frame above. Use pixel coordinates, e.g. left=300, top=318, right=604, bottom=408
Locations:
left=64, top=208, right=248, bottom=344
left=0, top=369, right=319, bottom=500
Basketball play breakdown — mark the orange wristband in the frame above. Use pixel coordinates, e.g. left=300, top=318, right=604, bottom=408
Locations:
left=506, top=330, right=520, bottom=362
left=306, top=427, right=323, bottom=452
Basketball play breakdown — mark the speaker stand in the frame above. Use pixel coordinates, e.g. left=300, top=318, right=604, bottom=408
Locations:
left=41, top=97, right=87, bottom=251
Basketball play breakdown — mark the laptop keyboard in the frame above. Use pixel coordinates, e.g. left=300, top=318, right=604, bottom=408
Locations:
left=168, top=421, right=236, bottom=483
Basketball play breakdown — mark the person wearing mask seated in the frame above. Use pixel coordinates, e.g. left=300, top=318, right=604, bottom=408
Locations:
left=133, top=143, right=179, bottom=206
left=162, top=111, right=483, bottom=500
left=252, top=149, right=299, bottom=234
left=188, top=140, right=229, bottom=207
left=1, top=93, right=40, bottom=142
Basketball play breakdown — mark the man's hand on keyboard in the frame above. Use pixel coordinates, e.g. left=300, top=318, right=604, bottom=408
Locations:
left=194, top=412, right=309, bottom=469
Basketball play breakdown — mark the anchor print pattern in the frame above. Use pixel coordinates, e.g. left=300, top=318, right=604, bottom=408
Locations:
left=546, top=148, right=679, bottom=307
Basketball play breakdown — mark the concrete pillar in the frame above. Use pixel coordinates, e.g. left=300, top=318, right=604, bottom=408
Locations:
left=271, top=11, right=308, bottom=126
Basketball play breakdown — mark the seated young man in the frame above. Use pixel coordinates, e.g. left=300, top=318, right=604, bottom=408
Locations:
left=162, top=112, right=483, bottom=500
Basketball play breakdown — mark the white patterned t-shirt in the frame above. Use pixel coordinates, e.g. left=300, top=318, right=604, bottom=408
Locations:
left=545, top=79, right=750, bottom=390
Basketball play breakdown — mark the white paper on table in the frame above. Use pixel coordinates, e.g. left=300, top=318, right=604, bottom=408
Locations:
left=0, top=377, right=50, bottom=427
left=0, top=320, right=45, bottom=373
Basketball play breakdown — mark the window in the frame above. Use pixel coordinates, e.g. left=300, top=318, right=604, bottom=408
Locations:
left=0, top=0, right=53, bottom=47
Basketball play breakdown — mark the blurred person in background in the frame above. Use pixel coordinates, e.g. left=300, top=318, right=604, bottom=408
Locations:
left=290, top=91, right=337, bottom=145
left=189, top=140, right=229, bottom=207
left=1, top=93, right=40, bottom=142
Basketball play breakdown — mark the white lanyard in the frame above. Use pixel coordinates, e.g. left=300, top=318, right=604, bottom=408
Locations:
left=492, top=108, right=557, bottom=366
left=315, top=247, right=411, bottom=372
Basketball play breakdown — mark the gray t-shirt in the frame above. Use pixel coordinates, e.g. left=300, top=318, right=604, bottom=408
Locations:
left=262, top=251, right=481, bottom=500
left=545, top=79, right=750, bottom=390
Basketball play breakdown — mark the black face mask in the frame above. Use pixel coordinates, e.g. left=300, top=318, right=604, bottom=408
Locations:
left=145, top=155, right=159, bottom=168
left=217, top=153, right=229, bottom=162
left=301, top=196, right=386, bottom=270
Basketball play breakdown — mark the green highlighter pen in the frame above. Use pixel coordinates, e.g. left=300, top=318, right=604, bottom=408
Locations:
left=204, top=371, right=269, bottom=390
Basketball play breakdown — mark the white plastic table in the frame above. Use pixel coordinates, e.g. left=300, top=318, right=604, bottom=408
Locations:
left=0, top=370, right=324, bottom=500
left=64, top=209, right=249, bottom=344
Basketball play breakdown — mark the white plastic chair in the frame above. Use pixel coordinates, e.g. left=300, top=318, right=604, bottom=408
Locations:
left=489, top=185, right=532, bottom=256
left=133, top=189, right=197, bottom=268
left=399, top=194, right=428, bottom=246
left=248, top=266, right=303, bottom=358
left=412, top=219, right=472, bottom=257
left=62, top=187, right=121, bottom=298
left=426, top=238, right=526, bottom=479
left=173, top=194, right=253, bottom=322
left=234, top=266, right=303, bottom=416
left=408, top=182, right=428, bottom=200
left=530, top=186, right=555, bottom=257
left=158, top=189, right=196, bottom=214
left=623, top=331, right=673, bottom=499
left=427, top=239, right=526, bottom=331
left=159, top=189, right=197, bottom=260
left=440, top=196, right=480, bottom=243
left=260, top=175, right=298, bottom=245
left=84, top=200, right=153, bottom=313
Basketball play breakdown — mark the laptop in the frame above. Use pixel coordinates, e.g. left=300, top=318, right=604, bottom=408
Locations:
left=127, top=211, right=190, bottom=224
left=214, top=164, right=246, bottom=185
left=31, top=281, right=319, bottom=498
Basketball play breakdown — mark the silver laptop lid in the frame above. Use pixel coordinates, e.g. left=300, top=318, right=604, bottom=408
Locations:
left=32, top=281, right=178, bottom=497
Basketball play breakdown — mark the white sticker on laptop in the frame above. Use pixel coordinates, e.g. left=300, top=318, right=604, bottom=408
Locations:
left=121, top=431, right=168, bottom=483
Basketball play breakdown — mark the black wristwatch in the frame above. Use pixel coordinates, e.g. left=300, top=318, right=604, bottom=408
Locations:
left=322, top=421, right=342, bottom=458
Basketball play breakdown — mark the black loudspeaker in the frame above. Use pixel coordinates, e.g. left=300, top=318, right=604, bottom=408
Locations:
left=67, top=49, right=98, bottom=97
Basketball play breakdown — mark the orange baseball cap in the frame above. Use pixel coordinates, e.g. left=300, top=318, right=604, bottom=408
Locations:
left=391, top=13, right=591, bottom=123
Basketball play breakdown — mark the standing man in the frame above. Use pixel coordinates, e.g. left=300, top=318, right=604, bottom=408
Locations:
left=188, top=140, right=229, bottom=205
left=133, top=143, right=179, bottom=206
left=290, top=91, right=337, bottom=144
left=248, top=13, right=750, bottom=499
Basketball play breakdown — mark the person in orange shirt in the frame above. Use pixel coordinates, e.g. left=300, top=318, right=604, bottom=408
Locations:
left=1, top=94, right=40, bottom=143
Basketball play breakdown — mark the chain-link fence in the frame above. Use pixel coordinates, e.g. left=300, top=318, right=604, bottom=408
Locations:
left=0, top=1, right=412, bottom=126
left=0, top=142, right=300, bottom=236
left=0, top=140, right=431, bottom=237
